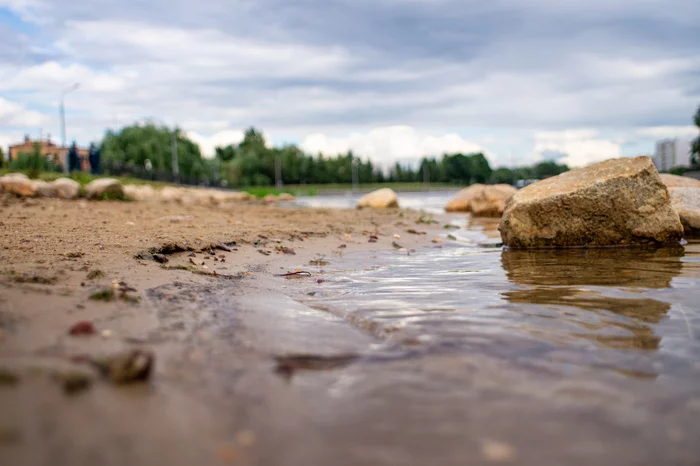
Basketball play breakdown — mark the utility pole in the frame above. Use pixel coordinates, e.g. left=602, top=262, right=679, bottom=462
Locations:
left=351, top=157, right=359, bottom=193
left=170, top=129, right=180, bottom=184
left=59, top=83, right=80, bottom=173
left=275, top=156, right=282, bottom=188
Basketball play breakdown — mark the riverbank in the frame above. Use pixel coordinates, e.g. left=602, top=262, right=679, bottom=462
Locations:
left=0, top=194, right=450, bottom=465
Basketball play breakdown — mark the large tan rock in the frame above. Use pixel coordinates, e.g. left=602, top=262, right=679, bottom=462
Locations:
left=35, top=180, right=57, bottom=197
left=51, top=178, right=80, bottom=199
left=277, top=193, right=295, bottom=202
left=668, top=187, right=700, bottom=237
left=445, top=184, right=517, bottom=217
left=0, top=173, right=37, bottom=197
left=357, top=188, right=399, bottom=209
left=498, top=156, right=683, bottom=248
left=659, top=174, right=700, bottom=188
left=85, top=178, right=124, bottom=200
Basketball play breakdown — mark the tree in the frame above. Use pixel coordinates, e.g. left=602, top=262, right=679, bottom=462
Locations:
left=0, top=146, right=4, bottom=169
left=691, top=105, right=700, bottom=168
left=100, top=123, right=211, bottom=181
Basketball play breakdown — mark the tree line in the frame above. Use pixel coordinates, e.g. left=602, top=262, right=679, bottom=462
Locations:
left=96, top=124, right=570, bottom=187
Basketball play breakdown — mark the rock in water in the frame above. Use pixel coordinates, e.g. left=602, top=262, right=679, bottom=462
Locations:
left=498, top=157, right=683, bottom=248
left=445, top=184, right=517, bottom=217
left=85, top=178, right=124, bottom=200
left=51, top=178, right=80, bottom=199
left=668, top=187, right=700, bottom=237
left=659, top=174, right=700, bottom=189
left=357, top=188, right=399, bottom=209
left=0, top=173, right=37, bottom=197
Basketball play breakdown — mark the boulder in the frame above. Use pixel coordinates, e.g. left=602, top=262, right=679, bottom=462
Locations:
left=0, top=173, right=37, bottom=197
left=668, top=187, right=700, bottom=237
left=277, top=193, right=295, bottom=202
left=85, top=178, right=124, bottom=200
left=445, top=184, right=517, bottom=217
left=35, top=180, right=58, bottom=198
left=159, top=187, right=186, bottom=202
left=263, top=194, right=278, bottom=204
left=51, top=178, right=80, bottom=199
left=498, top=156, right=683, bottom=248
left=357, top=188, right=399, bottom=209
left=659, top=174, right=700, bottom=189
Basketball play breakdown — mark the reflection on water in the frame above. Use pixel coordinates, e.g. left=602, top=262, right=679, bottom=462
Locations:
left=297, top=226, right=700, bottom=382
left=501, top=247, right=686, bottom=288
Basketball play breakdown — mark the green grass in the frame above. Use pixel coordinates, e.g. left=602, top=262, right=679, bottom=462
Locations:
left=244, top=182, right=459, bottom=198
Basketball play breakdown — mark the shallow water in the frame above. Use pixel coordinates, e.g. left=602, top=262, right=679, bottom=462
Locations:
left=279, top=215, right=700, bottom=463
left=294, top=190, right=458, bottom=214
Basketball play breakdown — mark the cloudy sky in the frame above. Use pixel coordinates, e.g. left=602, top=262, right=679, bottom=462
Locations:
left=1, top=0, right=698, bottom=168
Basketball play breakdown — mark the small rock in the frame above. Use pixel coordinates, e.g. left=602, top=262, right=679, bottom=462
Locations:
left=51, top=178, right=80, bottom=199
left=85, top=178, right=124, bottom=200
left=0, top=173, right=37, bottom=197
left=54, top=371, right=92, bottom=395
left=69, top=321, right=96, bottom=336
left=445, top=184, right=517, bottom=217
left=91, top=349, right=154, bottom=384
left=432, top=237, right=443, bottom=243
left=153, top=253, right=169, bottom=264
left=357, top=188, right=399, bottom=209
left=482, top=440, right=516, bottom=462
left=277, top=193, right=295, bottom=202
left=668, top=187, right=700, bottom=237
left=35, top=180, right=58, bottom=198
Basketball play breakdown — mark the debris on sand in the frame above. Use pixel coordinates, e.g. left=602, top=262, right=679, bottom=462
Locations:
left=274, top=354, right=358, bottom=379
left=152, top=253, right=169, bottom=264
left=432, top=237, right=443, bottom=244
left=406, top=229, right=427, bottom=235
left=91, top=349, right=154, bottom=384
left=6, top=271, right=57, bottom=285
left=257, top=249, right=271, bottom=256
left=392, top=241, right=404, bottom=249
left=0, top=368, right=20, bottom=386
left=274, top=271, right=312, bottom=278
left=54, top=371, right=92, bottom=395
left=86, top=269, right=105, bottom=280
left=275, top=245, right=296, bottom=255
left=368, top=234, right=379, bottom=243
left=89, top=280, right=139, bottom=303
left=309, top=258, right=330, bottom=266
left=69, top=321, right=96, bottom=336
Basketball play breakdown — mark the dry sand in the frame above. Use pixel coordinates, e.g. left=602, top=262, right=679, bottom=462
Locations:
left=0, top=193, right=449, bottom=466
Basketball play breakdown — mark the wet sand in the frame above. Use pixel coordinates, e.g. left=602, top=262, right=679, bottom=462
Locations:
left=0, top=194, right=449, bottom=465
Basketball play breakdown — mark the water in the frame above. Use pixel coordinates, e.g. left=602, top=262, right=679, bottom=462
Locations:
left=294, top=190, right=459, bottom=214
left=281, top=193, right=700, bottom=462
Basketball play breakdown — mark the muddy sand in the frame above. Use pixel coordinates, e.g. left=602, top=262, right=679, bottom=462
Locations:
left=0, top=194, right=450, bottom=466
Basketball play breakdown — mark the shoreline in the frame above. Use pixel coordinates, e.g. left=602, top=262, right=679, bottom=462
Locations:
left=0, top=195, right=451, bottom=465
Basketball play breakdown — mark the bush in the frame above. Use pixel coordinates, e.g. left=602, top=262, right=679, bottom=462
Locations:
left=9, top=144, right=60, bottom=178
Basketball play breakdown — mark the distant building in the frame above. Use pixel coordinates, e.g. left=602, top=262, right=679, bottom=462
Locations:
left=653, top=139, right=692, bottom=172
left=7, top=135, right=90, bottom=172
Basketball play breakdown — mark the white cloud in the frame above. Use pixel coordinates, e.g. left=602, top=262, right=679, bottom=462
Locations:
left=635, top=126, right=698, bottom=140
left=187, top=129, right=245, bottom=158
left=301, top=126, right=486, bottom=167
left=533, top=129, right=623, bottom=167
left=0, top=98, right=46, bottom=127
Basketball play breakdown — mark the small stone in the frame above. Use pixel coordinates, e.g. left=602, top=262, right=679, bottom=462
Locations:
left=432, top=237, right=443, bottom=243
left=85, top=178, right=124, bottom=200
left=69, top=321, right=96, bottom=336
left=153, top=253, right=169, bottom=264
left=482, top=440, right=516, bottom=462
left=54, top=371, right=92, bottom=395
left=91, top=349, right=154, bottom=384
left=357, top=188, right=399, bottom=209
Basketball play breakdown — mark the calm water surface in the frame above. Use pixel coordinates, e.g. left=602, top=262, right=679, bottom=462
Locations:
left=282, top=193, right=700, bottom=463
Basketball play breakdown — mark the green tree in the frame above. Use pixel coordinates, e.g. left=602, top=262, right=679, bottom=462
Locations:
left=691, top=105, right=700, bottom=168
left=100, top=123, right=210, bottom=181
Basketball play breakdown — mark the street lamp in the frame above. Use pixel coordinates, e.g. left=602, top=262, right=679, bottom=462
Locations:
left=59, top=82, right=80, bottom=173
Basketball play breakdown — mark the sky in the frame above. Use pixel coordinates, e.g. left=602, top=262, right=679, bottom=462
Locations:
left=0, top=0, right=698, bottom=169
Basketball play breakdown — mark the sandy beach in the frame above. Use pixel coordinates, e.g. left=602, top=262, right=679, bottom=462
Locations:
left=0, top=193, right=449, bottom=465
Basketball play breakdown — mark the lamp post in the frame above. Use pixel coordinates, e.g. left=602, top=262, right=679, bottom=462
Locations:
left=59, top=83, right=80, bottom=173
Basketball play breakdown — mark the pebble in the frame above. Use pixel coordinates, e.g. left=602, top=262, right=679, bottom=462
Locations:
left=482, top=440, right=516, bottom=462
